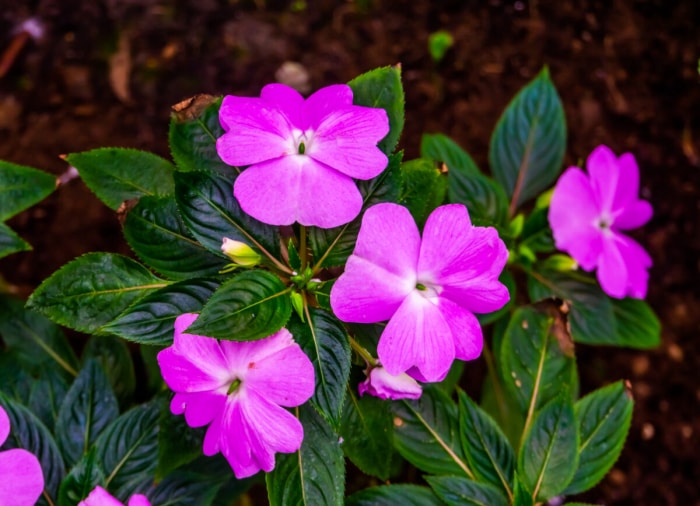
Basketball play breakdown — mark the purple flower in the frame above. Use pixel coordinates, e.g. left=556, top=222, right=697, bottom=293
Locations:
left=216, top=83, right=390, bottom=228
left=549, top=145, right=653, bottom=299
left=78, top=486, right=150, bottom=506
left=157, top=314, right=315, bottom=479
left=0, top=405, right=44, bottom=505
left=331, top=203, right=509, bottom=382
left=358, top=365, right=422, bottom=400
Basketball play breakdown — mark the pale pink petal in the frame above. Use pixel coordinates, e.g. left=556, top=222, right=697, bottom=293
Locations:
left=302, top=84, right=354, bottom=129
left=378, top=291, right=454, bottom=382
left=127, top=495, right=151, bottom=506
left=586, top=145, right=619, bottom=213
left=0, top=406, right=9, bottom=446
left=217, top=96, right=293, bottom=166
left=218, top=328, right=298, bottom=373
left=260, top=83, right=305, bottom=127
left=417, top=205, right=509, bottom=313
left=597, top=234, right=629, bottom=299
left=549, top=167, right=603, bottom=271
left=613, top=200, right=653, bottom=230
left=78, top=486, right=123, bottom=506
left=0, top=449, right=44, bottom=505
left=437, top=298, right=483, bottom=361
left=615, top=233, right=652, bottom=299
left=171, top=391, right=226, bottom=428
left=359, top=367, right=422, bottom=400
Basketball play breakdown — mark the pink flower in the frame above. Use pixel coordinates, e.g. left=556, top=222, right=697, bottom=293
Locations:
left=78, top=486, right=150, bottom=506
left=549, top=145, right=653, bottom=299
left=358, top=365, right=422, bottom=400
left=0, top=405, right=44, bottom=505
left=157, top=314, right=315, bottom=479
left=331, top=203, right=509, bottom=382
left=216, top=83, right=389, bottom=228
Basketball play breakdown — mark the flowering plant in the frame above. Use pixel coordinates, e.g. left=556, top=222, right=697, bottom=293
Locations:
left=0, top=66, right=659, bottom=505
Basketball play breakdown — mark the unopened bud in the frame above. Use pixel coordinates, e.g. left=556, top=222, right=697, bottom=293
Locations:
left=221, top=238, right=261, bottom=266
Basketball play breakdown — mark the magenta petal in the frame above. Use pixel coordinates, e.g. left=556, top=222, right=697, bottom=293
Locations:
left=173, top=391, right=226, bottom=428
left=597, top=234, right=629, bottom=299
left=78, top=486, right=123, bottom=506
left=437, top=298, right=483, bottom=361
left=549, top=167, right=603, bottom=270
left=611, top=152, right=640, bottom=210
left=378, top=291, right=454, bottom=382
left=613, top=200, right=653, bottom=230
left=615, top=233, right=652, bottom=299
left=202, top=407, right=225, bottom=457
left=586, top=145, right=619, bottom=212
left=302, top=84, right=354, bottom=129
left=0, top=406, right=9, bottom=446
left=0, top=449, right=45, bottom=505
left=260, top=83, right=305, bottom=127
left=360, top=367, right=422, bottom=400
left=127, top=495, right=151, bottom=506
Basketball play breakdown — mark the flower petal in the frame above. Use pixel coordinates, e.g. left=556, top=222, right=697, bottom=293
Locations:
left=614, top=200, right=653, bottom=230
left=217, top=96, right=293, bottom=166
left=260, top=83, right=305, bottom=127
left=78, top=486, right=123, bottom=506
left=0, top=406, right=9, bottom=446
left=615, top=233, right=652, bottom=299
left=437, top=298, right=483, bottom=361
left=360, top=367, right=422, bottom=400
left=302, top=84, right=354, bottom=130
left=597, top=234, right=629, bottom=299
left=586, top=145, right=620, bottom=213
left=611, top=152, right=639, bottom=210
left=128, top=495, right=151, bottom=506
left=171, top=391, right=226, bottom=428
left=0, top=449, right=45, bottom=505
left=378, top=291, right=454, bottom=382
left=549, top=167, right=603, bottom=271
left=417, top=204, right=509, bottom=313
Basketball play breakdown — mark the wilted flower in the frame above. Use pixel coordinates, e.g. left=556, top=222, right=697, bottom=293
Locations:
left=157, top=314, right=315, bottom=478
left=358, top=365, right=422, bottom=400
left=0, top=404, right=44, bottom=506
left=216, top=83, right=389, bottom=228
left=549, top=145, right=653, bottom=298
left=78, top=486, right=150, bottom=506
left=331, top=203, right=509, bottom=382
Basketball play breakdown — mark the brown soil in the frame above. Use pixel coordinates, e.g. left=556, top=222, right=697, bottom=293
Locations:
left=1, top=1, right=699, bottom=504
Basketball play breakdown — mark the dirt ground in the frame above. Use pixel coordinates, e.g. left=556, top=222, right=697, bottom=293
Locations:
left=1, top=1, right=699, bottom=504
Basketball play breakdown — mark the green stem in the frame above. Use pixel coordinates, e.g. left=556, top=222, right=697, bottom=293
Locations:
left=299, top=225, right=307, bottom=271
left=348, top=336, right=377, bottom=366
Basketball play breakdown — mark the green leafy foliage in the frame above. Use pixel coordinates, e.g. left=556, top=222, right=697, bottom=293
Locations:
left=27, top=253, right=167, bottom=333
left=520, top=207, right=554, bottom=253
left=148, top=470, right=223, bottom=506
left=346, top=484, right=442, bottom=506
left=288, top=308, right=351, bottom=430
left=28, top=368, right=70, bottom=432
left=611, top=297, right=661, bottom=349
left=66, top=148, right=176, bottom=210
left=489, top=67, right=566, bottom=211
left=398, top=158, right=447, bottom=227
left=123, top=195, right=227, bottom=279
left=564, top=381, right=633, bottom=495
left=449, top=172, right=509, bottom=228
left=266, top=404, right=345, bottom=506
left=0, top=221, right=31, bottom=259
left=428, top=30, right=454, bottom=63
left=421, top=133, right=480, bottom=178
left=0, top=159, right=56, bottom=221
left=426, top=476, right=509, bottom=506
left=348, top=65, right=405, bottom=155
left=156, top=397, right=205, bottom=479
left=81, top=335, right=136, bottom=409
left=57, top=448, right=106, bottom=506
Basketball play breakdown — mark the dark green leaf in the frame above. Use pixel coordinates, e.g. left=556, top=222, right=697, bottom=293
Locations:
left=28, top=368, right=70, bottom=432
left=169, top=95, right=231, bottom=174
left=520, top=207, right=554, bottom=252
left=101, top=279, right=219, bottom=346
left=392, top=385, right=473, bottom=478
left=0, top=221, right=31, bottom=259
left=564, top=381, right=633, bottom=495
left=340, top=389, right=393, bottom=480
left=27, top=253, right=167, bottom=334
left=0, top=394, right=65, bottom=505
left=266, top=404, right=345, bottom=506
left=157, top=396, right=205, bottom=479
left=426, top=476, right=509, bottom=506
left=420, top=133, right=480, bottom=177
left=55, top=359, right=119, bottom=467
left=187, top=270, right=291, bottom=340
left=67, top=148, right=175, bottom=210
left=448, top=172, right=509, bottom=227
left=0, top=352, right=33, bottom=403
left=123, top=196, right=227, bottom=279
left=346, top=485, right=442, bottom=506
left=398, top=158, right=447, bottom=227
left=288, top=308, right=350, bottom=429
left=174, top=170, right=280, bottom=260
left=518, top=396, right=578, bottom=501
left=457, top=390, right=514, bottom=498
left=348, top=65, right=405, bottom=155
left=0, top=159, right=55, bottom=220
left=512, top=473, right=534, bottom=506
left=147, top=470, right=222, bottom=506
left=82, top=335, right=136, bottom=409
left=611, top=297, right=661, bottom=349
left=489, top=67, right=566, bottom=210
left=57, top=447, right=105, bottom=506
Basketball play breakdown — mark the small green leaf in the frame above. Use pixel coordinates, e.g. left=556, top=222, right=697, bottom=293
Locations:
left=611, top=297, right=661, bottom=349
left=564, top=381, right=633, bottom=495
left=489, top=67, right=566, bottom=211
left=421, top=133, right=480, bottom=177
left=57, top=448, right=106, bottom=506
left=426, top=476, right=509, bottom=506
left=348, top=65, right=405, bottom=155
left=520, top=207, right=554, bottom=253
left=169, top=95, right=231, bottom=174
left=392, top=385, right=473, bottom=478
left=398, top=158, right=447, bottom=227
left=67, top=148, right=175, bottom=210
left=518, top=395, right=578, bottom=501
left=101, top=279, right=219, bottom=345
left=123, top=196, right=228, bottom=279
left=82, top=335, right=136, bottom=409
left=55, top=359, right=119, bottom=467
left=27, top=253, right=167, bottom=333
left=340, top=389, right=393, bottom=480
left=449, top=172, right=509, bottom=227
left=0, top=159, right=55, bottom=221
left=187, top=270, right=291, bottom=340
left=346, top=485, right=442, bottom=506
left=428, top=30, right=454, bottom=62
left=0, top=221, right=31, bottom=259
left=288, top=308, right=350, bottom=430
left=266, top=404, right=345, bottom=506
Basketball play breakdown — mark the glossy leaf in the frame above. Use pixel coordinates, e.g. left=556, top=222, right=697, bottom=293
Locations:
left=518, top=396, right=578, bottom=501
left=392, top=385, right=473, bottom=478
left=101, top=279, right=219, bottom=346
left=490, top=67, right=566, bottom=210
left=563, top=381, right=633, bottom=495
left=55, top=359, right=119, bottom=467
left=611, top=297, right=661, bottom=349
left=426, top=476, right=509, bottom=506
left=420, top=133, right=480, bottom=177
left=288, top=308, right=350, bottom=430
left=346, top=485, right=442, bottom=506
left=340, top=389, right=393, bottom=480
left=123, top=195, right=227, bottom=279
left=156, top=397, right=206, bottom=479
left=82, top=335, right=136, bottom=409
left=28, top=368, right=70, bottom=432
left=520, top=207, right=554, bottom=252
left=398, top=158, right=447, bottom=227
left=0, top=159, right=55, bottom=220
left=348, top=65, right=405, bottom=155
left=57, top=447, right=105, bottom=506
left=27, top=253, right=167, bottom=334
left=0, top=221, right=30, bottom=259
left=147, top=470, right=222, bottom=506
left=66, top=148, right=175, bottom=210
left=266, top=404, right=345, bottom=506
left=449, top=172, right=509, bottom=227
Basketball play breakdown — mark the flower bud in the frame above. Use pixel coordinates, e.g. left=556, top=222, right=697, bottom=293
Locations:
left=358, top=365, right=422, bottom=400
left=221, top=238, right=261, bottom=266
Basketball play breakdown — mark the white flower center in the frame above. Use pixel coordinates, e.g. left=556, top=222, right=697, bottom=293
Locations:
left=415, top=280, right=442, bottom=303
left=290, top=128, right=315, bottom=156
left=595, top=212, right=614, bottom=235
